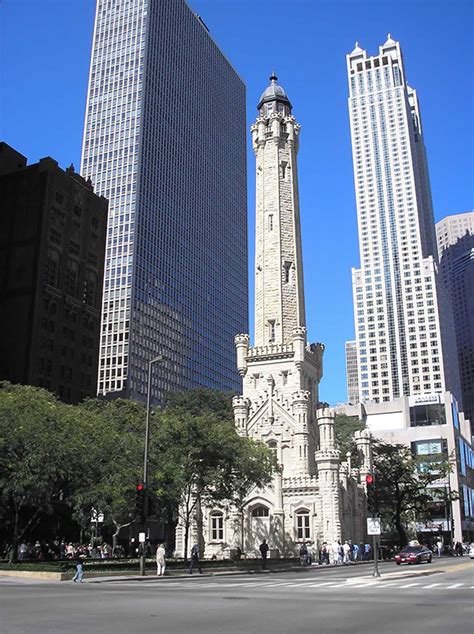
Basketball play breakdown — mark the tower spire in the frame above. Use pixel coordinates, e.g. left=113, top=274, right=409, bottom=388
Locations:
left=251, top=76, right=305, bottom=346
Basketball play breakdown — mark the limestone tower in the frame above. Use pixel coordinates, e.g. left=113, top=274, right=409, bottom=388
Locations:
left=181, top=75, right=366, bottom=559
left=253, top=73, right=306, bottom=347
left=231, top=75, right=341, bottom=554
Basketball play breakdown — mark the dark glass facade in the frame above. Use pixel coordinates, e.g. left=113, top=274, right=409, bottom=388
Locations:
left=81, top=0, right=247, bottom=403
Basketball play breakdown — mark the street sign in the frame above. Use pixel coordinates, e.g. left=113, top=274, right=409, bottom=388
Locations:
left=367, top=517, right=381, bottom=535
left=138, top=532, right=146, bottom=543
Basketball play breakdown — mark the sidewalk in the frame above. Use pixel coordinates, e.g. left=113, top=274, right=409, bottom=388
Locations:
left=86, top=560, right=375, bottom=584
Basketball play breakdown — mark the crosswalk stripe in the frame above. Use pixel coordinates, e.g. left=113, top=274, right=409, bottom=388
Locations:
left=307, top=582, right=339, bottom=588
left=399, top=583, right=421, bottom=588
left=422, top=583, right=441, bottom=588
left=446, top=583, right=463, bottom=589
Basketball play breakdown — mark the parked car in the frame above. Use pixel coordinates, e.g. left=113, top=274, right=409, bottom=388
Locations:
left=469, top=544, right=474, bottom=559
left=394, top=546, right=432, bottom=565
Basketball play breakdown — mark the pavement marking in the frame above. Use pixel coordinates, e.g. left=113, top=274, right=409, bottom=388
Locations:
left=446, top=583, right=463, bottom=589
left=423, top=583, right=441, bottom=588
left=307, top=582, right=341, bottom=588
left=399, top=583, right=421, bottom=588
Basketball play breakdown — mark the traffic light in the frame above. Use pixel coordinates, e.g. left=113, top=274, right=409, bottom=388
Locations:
left=451, top=517, right=455, bottom=532
left=366, top=473, right=377, bottom=515
left=135, top=484, right=145, bottom=523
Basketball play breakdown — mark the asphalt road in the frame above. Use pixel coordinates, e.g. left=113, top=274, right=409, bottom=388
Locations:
left=1, top=558, right=473, bottom=634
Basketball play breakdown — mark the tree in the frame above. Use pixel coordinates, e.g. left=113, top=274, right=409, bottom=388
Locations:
left=0, top=382, right=95, bottom=560
left=72, top=398, right=148, bottom=548
left=334, top=413, right=365, bottom=458
left=164, top=387, right=234, bottom=420
left=371, top=441, right=456, bottom=547
left=152, top=391, right=277, bottom=559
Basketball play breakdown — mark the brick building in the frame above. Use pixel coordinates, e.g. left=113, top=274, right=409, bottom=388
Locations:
left=0, top=142, right=107, bottom=403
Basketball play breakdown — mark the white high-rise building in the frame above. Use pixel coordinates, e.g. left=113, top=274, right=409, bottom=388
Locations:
left=347, top=35, right=460, bottom=405
left=345, top=340, right=359, bottom=404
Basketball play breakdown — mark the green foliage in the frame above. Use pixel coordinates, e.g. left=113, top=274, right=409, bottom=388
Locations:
left=0, top=382, right=96, bottom=556
left=72, top=398, right=147, bottom=537
left=0, top=383, right=276, bottom=558
left=163, top=387, right=234, bottom=420
left=334, top=413, right=365, bottom=459
left=372, top=441, right=455, bottom=546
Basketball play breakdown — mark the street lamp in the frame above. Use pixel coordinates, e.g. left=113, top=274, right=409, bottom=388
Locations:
left=140, top=354, right=167, bottom=576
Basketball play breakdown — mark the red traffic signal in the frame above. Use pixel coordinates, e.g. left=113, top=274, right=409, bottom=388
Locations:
left=136, top=484, right=144, bottom=491
left=365, top=474, right=374, bottom=485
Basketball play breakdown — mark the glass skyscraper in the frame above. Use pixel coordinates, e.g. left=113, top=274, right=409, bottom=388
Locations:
left=81, top=0, right=247, bottom=403
left=346, top=36, right=461, bottom=404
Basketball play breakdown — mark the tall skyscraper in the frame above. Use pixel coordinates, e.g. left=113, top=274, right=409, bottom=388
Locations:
left=81, top=0, right=248, bottom=403
left=436, top=212, right=474, bottom=425
left=345, top=340, right=359, bottom=404
left=347, top=35, right=460, bottom=404
left=345, top=39, right=473, bottom=543
left=0, top=142, right=107, bottom=403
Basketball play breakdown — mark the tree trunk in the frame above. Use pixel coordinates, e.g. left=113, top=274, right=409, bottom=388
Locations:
left=183, top=516, right=190, bottom=563
left=112, top=520, right=133, bottom=549
left=196, top=496, right=204, bottom=559
left=394, top=513, right=407, bottom=547
left=10, top=504, right=19, bottom=563
left=165, top=503, right=177, bottom=555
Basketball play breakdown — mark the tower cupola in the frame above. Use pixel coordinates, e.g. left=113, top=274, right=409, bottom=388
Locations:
left=257, top=72, right=292, bottom=116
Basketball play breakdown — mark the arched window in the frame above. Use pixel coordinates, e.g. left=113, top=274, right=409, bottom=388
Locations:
left=295, top=509, right=310, bottom=540
left=251, top=505, right=269, bottom=517
left=210, top=511, right=223, bottom=541
left=267, top=440, right=277, bottom=453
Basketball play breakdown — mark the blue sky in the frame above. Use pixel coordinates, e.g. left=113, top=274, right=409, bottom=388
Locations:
left=1, top=0, right=473, bottom=404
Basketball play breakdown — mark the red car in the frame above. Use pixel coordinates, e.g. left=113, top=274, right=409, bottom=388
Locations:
left=394, top=546, right=433, bottom=565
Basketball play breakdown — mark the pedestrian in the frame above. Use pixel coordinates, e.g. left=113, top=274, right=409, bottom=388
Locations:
left=259, top=539, right=269, bottom=569
left=342, top=541, right=351, bottom=564
left=189, top=543, right=202, bottom=574
left=18, top=542, right=28, bottom=561
left=299, top=542, right=309, bottom=566
left=156, top=543, right=166, bottom=576
left=455, top=541, right=463, bottom=557
left=353, top=542, right=360, bottom=562
left=72, top=557, right=84, bottom=583
left=436, top=539, right=443, bottom=557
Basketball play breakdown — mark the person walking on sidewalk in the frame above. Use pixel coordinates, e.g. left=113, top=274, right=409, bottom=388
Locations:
left=189, top=543, right=202, bottom=574
left=72, top=557, right=85, bottom=583
left=156, top=544, right=166, bottom=576
left=259, top=539, right=269, bottom=570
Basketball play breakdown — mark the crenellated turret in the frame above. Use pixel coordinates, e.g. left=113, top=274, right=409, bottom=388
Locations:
left=235, top=333, right=250, bottom=377
left=315, top=407, right=341, bottom=544
left=354, top=428, right=371, bottom=479
left=232, top=395, right=249, bottom=437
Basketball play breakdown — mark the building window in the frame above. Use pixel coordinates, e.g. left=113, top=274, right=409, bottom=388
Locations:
left=251, top=505, right=269, bottom=517
left=45, top=249, right=60, bottom=287
left=268, top=320, right=276, bottom=343
left=283, top=261, right=292, bottom=284
left=295, top=510, right=310, bottom=540
left=65, top=261, right=79, bottom=297
left=210, top=512, right=224, bottom=541
left=268, top=214, right=274, bottom=231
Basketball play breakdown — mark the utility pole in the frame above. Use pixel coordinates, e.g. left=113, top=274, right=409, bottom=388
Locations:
left=140, top=355, right=166, bottom=576
left=367, top=435, right=381, bottom=578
